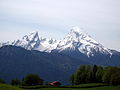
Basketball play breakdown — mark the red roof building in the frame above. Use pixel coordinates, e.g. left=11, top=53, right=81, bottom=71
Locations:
left=49, top=81, right=61, bottom=86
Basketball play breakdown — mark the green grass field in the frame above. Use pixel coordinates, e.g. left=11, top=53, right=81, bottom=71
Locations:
left=0, top=83, right=120, bottom=90
left=36, top=86, right=120, bottom=90
left=0, top=83, right=23, bottom=90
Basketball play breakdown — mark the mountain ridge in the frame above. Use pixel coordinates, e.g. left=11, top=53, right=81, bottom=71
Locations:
left=0, top=26, right=116, bottom=57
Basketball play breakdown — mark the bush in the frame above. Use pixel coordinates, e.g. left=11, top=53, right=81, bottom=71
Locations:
left=22, top=74, right=43, bottom=86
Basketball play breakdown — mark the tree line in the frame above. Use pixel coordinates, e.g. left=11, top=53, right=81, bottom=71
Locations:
left=0, top=74, right=43, bottom=86
left=0, top=65, right=120, bottom=86
left=70, top=65, right=120, bottom=85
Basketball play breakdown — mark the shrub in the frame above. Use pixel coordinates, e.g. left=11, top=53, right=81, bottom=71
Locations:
left=22, top=74, right=43, bottom=86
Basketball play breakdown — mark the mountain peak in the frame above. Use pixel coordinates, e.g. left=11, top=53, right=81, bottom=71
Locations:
left=13, top=31, right=40, bottom=50
left=30, top=31, right=38, bottom=36
left=70, top=26, right=84, bottom=34
left=27, top=31, right=39, bottom=40
left=69, top=26, right=87, bottom=39
left=21, top=31, right=39, bottom=41
left=56, top=27, right=112, bottom=57
left=71, top=26, right=81, bottom=32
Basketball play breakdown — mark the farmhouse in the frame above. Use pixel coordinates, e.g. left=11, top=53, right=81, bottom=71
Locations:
left=49, top=81, right=61, bottom=86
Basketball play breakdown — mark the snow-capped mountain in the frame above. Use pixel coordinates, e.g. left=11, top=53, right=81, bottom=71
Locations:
left=12, top=31, right=59, bottom=52
left=13, top=31, right=40, bottom=50
left=0, top=26, right=115, bottom=57
left=9, top=26, right=112, bottom=57
left=56, top=27, right=112, bottom=57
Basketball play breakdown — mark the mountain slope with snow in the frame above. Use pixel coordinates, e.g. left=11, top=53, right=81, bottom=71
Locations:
left=12, top=31, right=59, bottom=52
left=0, top=26, right=119, bottom=60
left=13, top=31, right=40, bottom=50
left=55, top=27, right=112, bottom=57
left=0, top=42, right=11, bottom=47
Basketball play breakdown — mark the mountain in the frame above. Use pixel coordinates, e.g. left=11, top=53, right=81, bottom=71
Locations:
left=0, top=26, right=120, bottom=84
left=13, top=31, right=40, bottom=50
left=0, top=45, right=88, bottom=84
left=12, top=31, right=59, bottom=52
left=0, top=41, right=11, bottom=47
left=55, top=27, right=112, bottom=57
left=7, top=27, right=113, bottom=57
left=0, top=27, right=120, bottom=66
left=53, top=27, right=120, bottom=66
left=6, top=26, right=118, bottom=66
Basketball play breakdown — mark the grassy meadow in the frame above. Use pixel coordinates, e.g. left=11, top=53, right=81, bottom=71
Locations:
left=0, top=83, right=120, bottom=90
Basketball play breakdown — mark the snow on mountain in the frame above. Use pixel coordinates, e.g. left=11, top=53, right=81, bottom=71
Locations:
left=34, top=37, right=59, bottom=52
left=56, top=26, right=112, bottom=57
left=12, top=31, right=59, bottom=52
left=13, top=31, right=40, bottom=50
left=0, top=41, right=11, bottom=47
left=0, top=26, right=113, bottom=57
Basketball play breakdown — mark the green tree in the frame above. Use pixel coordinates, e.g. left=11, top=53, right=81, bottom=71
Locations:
left=91, top=65, right=98, bottom=82
left=11, top=79, right=21, bottom=85
left=96, top=66, right=104, bottom=82
left=74, top=70, right=82, bottom=85
left=70, top=65, right=92, bottom=85
left=23, top=74, right=43, bottom=86
left=110, top=71, right=120, bottom=85
left=70, top=65, right=120, bottom=85
left=70, top=74, right=75, bottom=85
left=102, top=66, right=120, bottom=84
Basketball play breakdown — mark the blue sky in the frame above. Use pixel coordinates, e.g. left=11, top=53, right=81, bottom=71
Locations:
left=0, top=0, right=120, bottom=51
